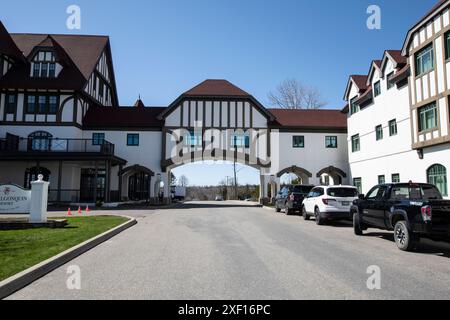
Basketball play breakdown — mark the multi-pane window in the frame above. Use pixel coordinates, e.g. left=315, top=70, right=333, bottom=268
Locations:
left=92, top=133, right=105, bottom=146
left=387, top=72, right=395, bottom=90
left=41, top=63, right=48, bottom=77
left=32, top=62, right=56, bottom=78
left=231, top=131, right=250, bottom=148
left=353, top=178, right=362, bottom=194
left=49, top=63, right=56, bottom=77
left=325, top=136, right=337, bottom=148
left=418, top=102, right=438, bottom=132
left=26, top=96, right=36, bottom=113
left=376, top=125, right=383, bottom=141
left=33, top=63, right=40, bottom=77
left=389, top=119, right=398, bottom=136
left=292, top=136, right=304, bottom=148
left=28, top=131, right=52, bottom=151
left=373, top=81, right=381, bottom=97
left=392, top=174, right=400, bottom=183
left=48, top=96, right=58, bottom=113
left=427, top=164, right=447, bottom=196
left=415, top=44, right=434, bottom=76
left=32, top=51, right=56, bottom=78
left=5, top=94, right=17, bottom=113
left=351, top=134, right=360, bottom=152
left=185, top=130, right=202, bottom=147
left=25, top=95, right=58, bottom=114
left=38, top=96, right=47, bottom=113
left=378, top=175, right=386, bottom=185
left=350, top=97, right=359, bottom=115
left=127, top=134, right=140, bottom=146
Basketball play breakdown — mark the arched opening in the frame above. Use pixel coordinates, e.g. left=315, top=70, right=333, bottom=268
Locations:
left=170, top=160, right=261, bottom=201
left=28, top=131, right=53, bottom=151
left=277, top=166, right=312, bottom=185
left=119, top=165, right=154, bottom=201
left=24, top=166, right=50, bottom=189
left=316, top=166, right=347, bottom=186
left=427, top=164, right=447, bottom=196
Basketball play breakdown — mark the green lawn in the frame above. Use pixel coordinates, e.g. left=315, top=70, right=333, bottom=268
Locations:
left=0, top=216, right=129, bottom=282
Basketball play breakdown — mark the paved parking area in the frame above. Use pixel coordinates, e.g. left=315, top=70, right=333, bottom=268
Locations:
left=5, top=201, right=450, bottom=300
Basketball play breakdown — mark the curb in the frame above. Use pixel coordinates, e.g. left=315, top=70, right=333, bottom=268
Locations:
left=0, top=216, right=137, bottom=300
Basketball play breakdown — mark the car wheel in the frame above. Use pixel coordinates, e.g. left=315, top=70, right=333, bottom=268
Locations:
left=353, top=212, right=363, bottom=236
left=302, top=206, right=310, bottom=220
left=275, top=205, right=281, bottom=213
left=394, top=220, right=416, bottom=251
left=315, top=207, right=325, bottom=225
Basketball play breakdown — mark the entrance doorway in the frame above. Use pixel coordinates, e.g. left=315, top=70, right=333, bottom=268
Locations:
left=80, top=168, right=106, bottom=202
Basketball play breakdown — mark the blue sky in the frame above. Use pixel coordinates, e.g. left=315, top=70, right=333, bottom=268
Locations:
left=0, top=0, right=438, bottom=186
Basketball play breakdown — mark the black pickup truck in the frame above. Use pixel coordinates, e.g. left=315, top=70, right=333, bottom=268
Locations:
left=275, top=185, right=315, bottom=215
left=351, top=183, right=450, bottom=251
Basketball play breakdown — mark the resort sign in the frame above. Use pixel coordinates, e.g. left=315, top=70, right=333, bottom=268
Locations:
left=0, top=184, right=31, bottom=214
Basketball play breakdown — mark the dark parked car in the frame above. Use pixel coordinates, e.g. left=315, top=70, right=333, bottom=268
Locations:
left=275, top=185, right=315, bottom=215
left=351, top=183, right=450, bottom=251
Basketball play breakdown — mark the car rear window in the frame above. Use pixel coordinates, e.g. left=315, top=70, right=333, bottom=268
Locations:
left=390, top=185, right=443, bottom=200
left=327, top=188, right=358, bottom=197
left=293, top=186, right=314, bottom=194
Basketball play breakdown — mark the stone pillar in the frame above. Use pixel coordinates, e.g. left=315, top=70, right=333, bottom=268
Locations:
left=259, top=175, right=270, bottom=205
left=270, top=177, right=280, bottom=204
left=29, top=174, right=50, bottom=223
left=162, top=172, right=171, bottom=204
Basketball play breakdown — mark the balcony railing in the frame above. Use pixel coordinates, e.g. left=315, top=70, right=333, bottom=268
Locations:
left=0, top=138, right=115, bottom=155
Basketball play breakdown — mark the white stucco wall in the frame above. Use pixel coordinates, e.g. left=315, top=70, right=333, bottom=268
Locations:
left=270, top=131, right=349, bottom=185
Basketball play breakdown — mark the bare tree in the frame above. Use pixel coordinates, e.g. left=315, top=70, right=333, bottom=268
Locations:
left=178, top=175, right=189, bottom=187
left=268, top=78, right=326, bottom=109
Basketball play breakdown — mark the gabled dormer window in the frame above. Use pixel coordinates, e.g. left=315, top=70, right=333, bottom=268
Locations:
left=350, top=97, right=359, bottom=115
left=31, top=51, right=57, bottom=78
left=373, top=81, right=381, bottom=97
left=387, top=72, right=395, bottom=90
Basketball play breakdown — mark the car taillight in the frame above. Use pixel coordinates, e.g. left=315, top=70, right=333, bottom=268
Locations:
left=421, top=205, right=432, bottom=222
left=290, top=194, right=295, bottom=201
left=322, top=199, right=336, bottom=205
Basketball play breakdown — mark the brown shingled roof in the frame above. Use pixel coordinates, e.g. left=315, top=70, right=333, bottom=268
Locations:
left=0, top=33, right=111, bottom=91
left=350, top=75, right=368, bottom=91
left=11, top=33, right=109, bottom=80
left=83, top=106, right=164, bottom=129
left=268, top=109, right=347, bottom=130
left=386, top=50, right=407, bottom=66
left=0, top=21, right=25, bottom=62
left=183, top=79, right=251, bottom=97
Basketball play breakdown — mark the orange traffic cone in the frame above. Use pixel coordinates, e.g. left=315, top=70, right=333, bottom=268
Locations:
left=85, top=206, right=90, bottom=214
left=78, top=206, right=82, bottom=215
left=67, top=208, right=72, bottom=216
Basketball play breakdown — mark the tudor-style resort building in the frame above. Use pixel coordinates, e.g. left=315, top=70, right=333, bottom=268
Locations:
left=0, top=21, right=349, bottom=205
left=344, top=0, right=450, bottom=197
left=1, top=0, right=450, bottom=204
